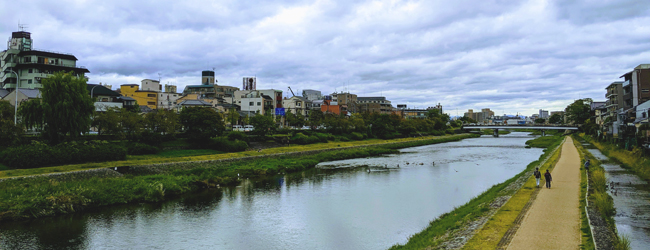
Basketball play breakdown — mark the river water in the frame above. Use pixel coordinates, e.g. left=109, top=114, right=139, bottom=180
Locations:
left=582, top=142, right=650, bottom=250
left=0, top=132, right=543, bottom=250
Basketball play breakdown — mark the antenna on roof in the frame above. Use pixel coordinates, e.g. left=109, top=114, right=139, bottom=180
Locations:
left=18, top=22, right=27, bottom=31
left=158, top=73, right=161, bottom=82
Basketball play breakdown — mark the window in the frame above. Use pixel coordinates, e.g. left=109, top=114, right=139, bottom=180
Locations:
left=24, top=57, right=31, bottom=63
left=643, top=89, right=649, bottom=93
left=257, top=102, right=261, bottom=106
left=296, top=102, right=301, bottom=107
left=28, top=79, right=32, bottom=84
left=249, top=102, right=254, bottom=106
left=28, top=69, right=33, bottom=73
left=148, top=102, right=155, bottom=105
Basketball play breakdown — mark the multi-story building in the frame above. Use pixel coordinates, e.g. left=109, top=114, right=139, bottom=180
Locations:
left=539, top=109, right=549, bottom=119
left=302, top=89, right=322, bottom=101
left=236, top=89, right=283, bottom=116
left=464, top=108, right=494, bottom=123
left=88, top=83, right=123, bottom=111
left=620, top=64, right=650, bottom=110
left=357, top=96, right=392, bottom=114
left=158, top=84, right=180, bottom=110
left=120, top=83, right=158, bottom=110
left=332, top=92, right=358, bottom=113
left=282, top=96, right=312, bottom=117
left=1, top=30, right=89, bottom=90
left=605, top=82, right=625, bottom=120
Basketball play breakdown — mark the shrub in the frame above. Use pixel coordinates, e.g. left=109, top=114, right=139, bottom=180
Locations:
left=127, top=143, right=161, bottom=155
left=0, top=141, right=127, bottom=169
left=313, top=133, right=330, bottom=143
left=349, top=132, right=364, bottom=140
left=591, top=169, right=607, bottom=193
left=209, top=137, right=248, bottom=152
left=227, top=131, right=248, bottom=142
left=138, top=130, right=165, bottom=146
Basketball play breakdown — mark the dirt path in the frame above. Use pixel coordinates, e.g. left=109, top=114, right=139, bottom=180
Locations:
left=507, top=136, right=581, bottom=250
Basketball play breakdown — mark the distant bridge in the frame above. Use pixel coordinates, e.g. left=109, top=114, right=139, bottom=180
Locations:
left=462, top=125, right=579, bottom=137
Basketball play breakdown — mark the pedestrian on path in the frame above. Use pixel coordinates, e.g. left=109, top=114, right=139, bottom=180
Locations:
left=533, top=167, right=542, bottom=187
left=584, top=159, right=590, bottom=172
left=544, top=170, right=552, bottom=188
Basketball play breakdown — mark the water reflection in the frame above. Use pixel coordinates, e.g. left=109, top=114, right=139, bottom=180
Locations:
left=0, top=132, right=544, bottom=250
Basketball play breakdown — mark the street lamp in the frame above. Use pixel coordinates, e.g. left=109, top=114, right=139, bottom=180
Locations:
left=4, top=69, right=18, bottom=124
left=90, top=84, right=100, bottom=102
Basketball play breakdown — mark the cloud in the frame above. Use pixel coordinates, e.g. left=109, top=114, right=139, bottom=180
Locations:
left=1, top=0, right=649, bottom=116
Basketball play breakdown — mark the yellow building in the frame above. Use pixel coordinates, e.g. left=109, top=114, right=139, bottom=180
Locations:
left=119, top=84, right=158, bottom=110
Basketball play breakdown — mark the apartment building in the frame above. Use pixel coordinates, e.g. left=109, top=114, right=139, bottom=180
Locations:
left=302, top=89, right=322, bottom=101
left=282, top=96, right=312, bottom=116
left=357, top=96, right=392, bottom=114
left=464, top=108, right=494, bottom=123
left=620, top=64, right=650, bottom=109
left=332, top=92, right=358, bottom=113
left=1, top=30, right=89, bottom=90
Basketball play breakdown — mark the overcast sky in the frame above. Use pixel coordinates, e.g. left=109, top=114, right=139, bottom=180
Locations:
left=2, top=0, right=649, bottom=116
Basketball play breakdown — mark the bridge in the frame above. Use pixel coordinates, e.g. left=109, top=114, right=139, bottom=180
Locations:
left=462, top=125, right=579, bottom=137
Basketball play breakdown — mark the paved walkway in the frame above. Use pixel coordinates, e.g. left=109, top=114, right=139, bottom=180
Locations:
left=507, top=137, right=581, bottom=250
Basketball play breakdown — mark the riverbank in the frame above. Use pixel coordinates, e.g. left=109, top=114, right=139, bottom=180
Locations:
left=0, top=134, right=476, bottom=179
left=578, top=133, right=650, bottom=182
left=0, top=134, right=478, bottom=222
left=389, top=135, right=564, bottom=249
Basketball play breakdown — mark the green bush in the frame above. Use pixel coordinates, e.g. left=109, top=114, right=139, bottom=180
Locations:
left=0, top=141, right=127, bottom=169
left=209, top=137, right=248, bottom=152
left=290, top=133, right=321, bottom=145
left=313, top=133, right=329, bottom=143
left=593, top=192, right=615, bottom=217
left=227, top=131, right=248, bottom=142
left=127, top=143, right=161, bottom=155
left=350, top=132, right=365, bottom=140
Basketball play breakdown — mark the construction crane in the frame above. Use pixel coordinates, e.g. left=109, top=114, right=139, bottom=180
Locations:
left=287, top=86, right=296, bottom=97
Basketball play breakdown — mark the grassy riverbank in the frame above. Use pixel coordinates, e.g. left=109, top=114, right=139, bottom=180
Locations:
left=389, top=135, right=564, bottom=249
left=574, top=134, right=632, bottom=250
left=578, top=133, right=650, bottom=182
left=0, top=134, right=478, bottom=222
left=480, top=129, right=511, bottom=135
left=0, top=134, right=476, bottom=179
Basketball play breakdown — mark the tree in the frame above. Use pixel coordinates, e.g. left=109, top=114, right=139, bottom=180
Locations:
left=250, top=113, right=276, bottom=136
left=180, top=107, right=225, bottom=142
left=17, top=98, right=43, bottom=130
left=225, top=108, right=240, bottom=128
left=92, top=107, right=121, bottom=136
left=308, top=110, right=324, bottom=129
left=534, top=118, right=546, bottom=124
left=144, top=109, right=179, bottom=135
left=459, top=116, right=477, bottom=124
left=39, top=72, right=95, bottom=144
left=549, top=113, right=563, bottom=124
left=565, top=98, right=591, bottom=124
left=0, top=101, right=22, bottom=147
left=120, top=109, right=144, bottom=140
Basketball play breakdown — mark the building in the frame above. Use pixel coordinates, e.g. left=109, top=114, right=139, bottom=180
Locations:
left=88, top=83, right=123, bottom=111
left=399, top=104, right=444, bottom=119
left=1, top=30, right=89, bottom=90
left=605, top=82, right=625, bottom=127
left=236, top=89, right=283, bottom=116
left=332, top=92, right=358, bottom=113
left=282, top=96, right=312, bottom=117
left=464, top=108, right=494, bottom=123
left=119, top=84, right=158, bottom=110
left=158, top=84, right=180, bottom=110
left=302, top=89, right=322, bottom=101
left=1, top=88, right=40, bottom=109
left=321, top=99, right=342, bottom=115
left=539, top=109, right=549, bottom=119
left=621, top=64, right=650, bottom=109
left=357, top=96, right=392, bottom=114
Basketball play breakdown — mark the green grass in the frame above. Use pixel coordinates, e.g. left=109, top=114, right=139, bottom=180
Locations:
left=572, top=137, right=596, bottom=250
left=0, top=134, right=477, bottom=179
left=159, top=139, right=192, bottom=148
left=480, top=129, right=511, bottom=135
left=0, top=134, right=479, bottom=222
left=0, top=163, right=8, bottom=171
left=128, top=149, right=223, bottom=160
left=526, top=135, right=562, bottom=148
left=390, top=135, right=564, bottom=250
left=579, top=133, right=650, bottom=182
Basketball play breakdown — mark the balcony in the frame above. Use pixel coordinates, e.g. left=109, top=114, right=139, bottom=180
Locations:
left=623, top=80, right=631, bottom=87
left=624, top=92, right=633, bottom=101
left=606, top=92, right=618, bottom=99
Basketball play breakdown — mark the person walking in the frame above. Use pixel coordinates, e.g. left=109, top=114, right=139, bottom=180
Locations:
left=544, top=169, right=552, bottom=189
left=584, top=159, right=590, bottom=172
left=533, top=167, right=542, bottom=188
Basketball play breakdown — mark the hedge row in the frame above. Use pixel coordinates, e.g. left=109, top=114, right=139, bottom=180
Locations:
left=0, top=141, right=127, bottom=169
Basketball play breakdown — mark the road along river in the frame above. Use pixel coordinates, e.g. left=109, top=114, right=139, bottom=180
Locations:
left=0, top=132, right=543, bottom=250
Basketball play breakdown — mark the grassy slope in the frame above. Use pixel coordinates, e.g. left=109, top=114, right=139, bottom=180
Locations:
left=390, top=135, right=564, bottom=250
left=0, top=135, right=474, bottom=179
left=571, top=136, right=596, bottom=250
left=461, top=136, right=563, bottom=249
left=579, top=133, right=650, bottom=181
left=0, top=134, right=478, bottom=222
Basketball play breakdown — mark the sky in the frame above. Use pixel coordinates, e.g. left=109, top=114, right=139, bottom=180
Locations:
left=2, top=0, right=649, bottom=116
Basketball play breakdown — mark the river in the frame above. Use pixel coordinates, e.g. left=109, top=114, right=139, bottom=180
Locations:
left=0, top=132, right=543, bottom=250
